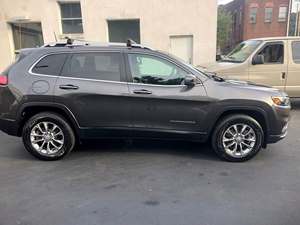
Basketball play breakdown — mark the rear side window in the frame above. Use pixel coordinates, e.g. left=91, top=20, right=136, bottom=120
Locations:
left=32, top=54, right=67, bottom=75
left=61, top=52, right=122, bottom=81
left=292, top=41, right=300, bottom=63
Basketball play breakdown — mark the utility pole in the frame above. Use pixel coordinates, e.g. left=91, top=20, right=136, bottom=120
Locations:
left=287, top=0, right=292, bottom=36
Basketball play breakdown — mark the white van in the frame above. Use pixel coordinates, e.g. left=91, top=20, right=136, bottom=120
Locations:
left=201, top=37, right=300, bottom=98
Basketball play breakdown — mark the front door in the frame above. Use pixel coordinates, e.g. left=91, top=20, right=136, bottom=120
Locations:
left=249, top=41, right=287, bottom=91
left=54, top=51, right=131, bottom=135
left=125, top=53, right=208, bottom=138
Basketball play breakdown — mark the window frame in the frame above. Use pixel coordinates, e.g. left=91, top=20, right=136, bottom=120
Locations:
left=59, top=2, right=83, bottom=34
left=264, top=7, right=273, bottom=23
left=249, top=7, right=258, bottom=24
left=278, top=6, right=288, bottom=22
left=125, top=52, right=191, bottom=87
left=253, top=41, right=285, bottom=65
left=291, top=41, right=300, bottom=64
left=29, top=51, right=127, bottom=83
left=29, top=53, right=69, bottom=76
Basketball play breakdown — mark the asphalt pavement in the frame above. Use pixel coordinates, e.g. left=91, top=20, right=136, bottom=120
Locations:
left=0, top=102, right=300, bottom=225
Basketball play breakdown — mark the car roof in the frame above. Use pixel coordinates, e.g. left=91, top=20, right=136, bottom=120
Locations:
left=21, top=41, right=156, bottom=55
left=250, top=36, right=300, bottom=41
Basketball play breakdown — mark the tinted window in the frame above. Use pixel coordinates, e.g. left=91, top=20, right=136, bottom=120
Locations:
left=32, top=54, right=67, bottom=75
left=292, top=41, right=300, bottom=63
left=258, top=43, right=284, bottom=64
left=62, top=52, right=122, bottom=81
left=128, top=54, right=188, bottom=85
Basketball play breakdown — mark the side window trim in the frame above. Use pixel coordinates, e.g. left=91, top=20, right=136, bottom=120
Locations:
left=61, top=51, right=127, bottom=83
left=253, top=41, right=285, bottom=65
left=125, top=52, right=190, bottom=86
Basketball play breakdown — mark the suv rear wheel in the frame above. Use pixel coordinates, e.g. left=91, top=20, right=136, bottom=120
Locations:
left=212, top=114, right=264, bottom=162
left=22, top=112, right=75, bottom=160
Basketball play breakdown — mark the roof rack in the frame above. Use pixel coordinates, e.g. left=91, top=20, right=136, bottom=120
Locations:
left=42, top=37, right=154, bottom=50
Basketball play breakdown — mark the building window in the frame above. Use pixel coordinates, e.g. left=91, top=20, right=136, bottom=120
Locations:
left=249, top=8, right=258, bottom=24
left=265, top=8, right=273, bottom=23
left=107, top=20, right=140, bottom=44
left=278, top=6, right=288, bottom=22
left=11, top=23, right=44, bottom=50
left=59, top=2, right=83, bottom=34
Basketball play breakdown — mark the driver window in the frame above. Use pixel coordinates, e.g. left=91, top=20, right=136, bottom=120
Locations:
left=257, top=43, right=284, bottom=64
left=128, top=54, right=188, bottom=85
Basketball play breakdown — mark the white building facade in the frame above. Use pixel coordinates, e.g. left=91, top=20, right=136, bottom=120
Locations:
left=0, top=0, right=217, bottom=70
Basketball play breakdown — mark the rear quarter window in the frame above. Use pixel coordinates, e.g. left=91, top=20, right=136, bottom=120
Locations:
left=32, top=54, right=67, bottom=75
left=292, top=41, right=300, bottom=63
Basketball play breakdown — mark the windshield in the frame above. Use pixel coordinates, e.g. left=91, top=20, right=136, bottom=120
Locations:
left=221, top=40, right=262, bottom=63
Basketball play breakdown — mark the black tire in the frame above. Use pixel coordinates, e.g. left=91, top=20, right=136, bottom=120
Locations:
left=22, top=112, right=76, bottom=161
left=211, top=114, right=264, bottom=162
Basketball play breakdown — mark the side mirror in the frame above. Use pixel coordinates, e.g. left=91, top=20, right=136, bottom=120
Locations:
left=184, top=74, right=197, bottom=87
left=252, top=55, right=264, bottom=65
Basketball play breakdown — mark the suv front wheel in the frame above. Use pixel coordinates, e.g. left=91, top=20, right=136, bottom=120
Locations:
left=212, top=114, right=264, bottom=162
left=22, top=112, right=76, bottom=160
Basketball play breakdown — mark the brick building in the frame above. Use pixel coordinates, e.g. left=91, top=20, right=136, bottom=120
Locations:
left=222, top=0, right=290, bottom=51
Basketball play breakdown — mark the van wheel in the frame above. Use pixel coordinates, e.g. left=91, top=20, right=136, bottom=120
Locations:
left=22, top=112, right=75, bottom=161
left=212, top=114, right=264, bottom=162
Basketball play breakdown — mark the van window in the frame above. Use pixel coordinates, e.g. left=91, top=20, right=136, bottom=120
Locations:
left=62, top=52, right=122, bottom=81
left=32, top=54, right=67, bottom=75
left=128, top=54, right=188, bottom=85
left=257, top=43, right=284, bottom=64
left=292, top=41, right=300, bottom=63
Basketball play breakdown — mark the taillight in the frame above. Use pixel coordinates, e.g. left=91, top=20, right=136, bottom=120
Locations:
left=0, top=75, right=8, bottom=85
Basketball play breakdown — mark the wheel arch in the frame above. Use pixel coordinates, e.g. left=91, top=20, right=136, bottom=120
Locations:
left=17, top=103, right=80, bottom=139
left=209, top=107, right=269, bottom=148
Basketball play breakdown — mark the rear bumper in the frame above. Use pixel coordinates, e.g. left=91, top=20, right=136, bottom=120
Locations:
left=0, top=118, right=19, bottom=136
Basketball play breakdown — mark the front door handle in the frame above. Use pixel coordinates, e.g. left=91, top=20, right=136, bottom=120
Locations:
left=133, top=89, right=152, bottom=95
left=59, top=84, right=79, bottom=90
left=282, top=72, right=286, bottom=80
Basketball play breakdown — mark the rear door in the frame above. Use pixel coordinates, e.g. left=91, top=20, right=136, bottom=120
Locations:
left=54, top=50, right=131, bottom=135
left=286, top=40, right=300, bottom=97
left=249, top=41, right=287, bottom=91
left=125, top=52, right=208, bottom=137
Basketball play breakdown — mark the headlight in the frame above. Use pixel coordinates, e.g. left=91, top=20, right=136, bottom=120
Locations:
left=271, top=96, right=290, bottom=107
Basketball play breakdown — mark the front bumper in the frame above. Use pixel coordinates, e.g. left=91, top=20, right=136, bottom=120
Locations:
left=266, top=105, right=290, bottom=144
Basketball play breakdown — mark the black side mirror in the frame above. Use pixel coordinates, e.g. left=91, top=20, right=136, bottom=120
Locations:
left=252, top=55, right=264, bottom=65
left=184, top=75, right=197, bottom=87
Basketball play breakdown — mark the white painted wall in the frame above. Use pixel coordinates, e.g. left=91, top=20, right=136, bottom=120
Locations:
left=0, top=0, right=217, bottom=70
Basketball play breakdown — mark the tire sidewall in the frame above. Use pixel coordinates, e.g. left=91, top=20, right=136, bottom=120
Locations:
left=22, top=113, right=75, bottom=161
left=212, top=115, right=264, bottom=162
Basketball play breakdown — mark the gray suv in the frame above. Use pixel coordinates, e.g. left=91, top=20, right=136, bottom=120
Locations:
left=0, top=40, right=290, bottom=162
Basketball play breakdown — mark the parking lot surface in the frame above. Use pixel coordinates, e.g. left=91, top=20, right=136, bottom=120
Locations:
left=0, top=102, right=300, bottom=225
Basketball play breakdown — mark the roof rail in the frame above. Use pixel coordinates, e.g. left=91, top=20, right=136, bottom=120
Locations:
left=42, top=38, right=154, bottom=50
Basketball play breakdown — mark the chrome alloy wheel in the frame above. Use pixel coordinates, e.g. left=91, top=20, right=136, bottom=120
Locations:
left=222, top=123, right=256, bottom=158
left=30, top=122, right=65, bottom=156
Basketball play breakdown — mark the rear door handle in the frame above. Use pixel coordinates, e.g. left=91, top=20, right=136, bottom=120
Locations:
left=59, top=84, right=79, bottom=90
left=282, top=72, right=286, bottom=80
left=133, top=89, right=152, bottom=95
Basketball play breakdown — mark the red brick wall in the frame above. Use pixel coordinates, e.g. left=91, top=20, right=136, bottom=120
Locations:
left=243, top=0, right=289, bottom=40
